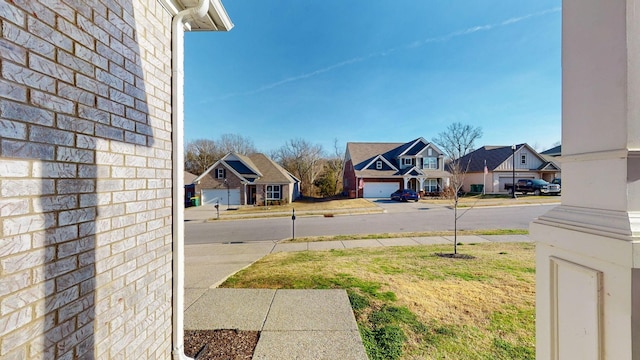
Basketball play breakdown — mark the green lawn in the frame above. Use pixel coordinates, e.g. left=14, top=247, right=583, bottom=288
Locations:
left=221, top=242, right=536, bottom=359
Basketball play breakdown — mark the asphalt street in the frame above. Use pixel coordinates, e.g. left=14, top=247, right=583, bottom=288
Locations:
left=185, top=203, right=557, bottom=244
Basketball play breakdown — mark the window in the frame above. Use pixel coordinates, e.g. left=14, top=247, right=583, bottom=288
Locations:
left=423, top=157, right=437, bottom=170
left=402, top=158, right=413, bottom=166
left=266, top=185, right=281, bottom=200
left=427, top=148, right=433, bottom=156
left=216, top=168, right=225, bottom=179
left=376, top=161, right=382, bottom=169
left=425, top=179, right=438, bottom=192
left=521, top=154, right=527, bottom=165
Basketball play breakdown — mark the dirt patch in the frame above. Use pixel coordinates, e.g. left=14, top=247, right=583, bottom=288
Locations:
left=434, top=252, right=476, bottom=259
left=184, top=329, right=260, bottom=360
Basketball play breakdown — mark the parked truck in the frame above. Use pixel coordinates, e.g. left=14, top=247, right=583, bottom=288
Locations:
left=504, top=178, right=561, bottom=196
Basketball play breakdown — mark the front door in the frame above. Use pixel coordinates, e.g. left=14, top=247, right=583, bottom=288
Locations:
left=248, top=186, right=256, bottom=205
left=408, top=178, right=419, bottom=192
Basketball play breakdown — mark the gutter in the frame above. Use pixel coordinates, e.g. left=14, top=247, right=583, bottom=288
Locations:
left=170, top=1, right=231, bottom=359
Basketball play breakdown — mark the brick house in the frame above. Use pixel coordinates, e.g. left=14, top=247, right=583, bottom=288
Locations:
left=193, top=152, right=301, bottom=206
left=0, top=1, right=232, bottom=359
left=343, top=138, right=451, bottom=198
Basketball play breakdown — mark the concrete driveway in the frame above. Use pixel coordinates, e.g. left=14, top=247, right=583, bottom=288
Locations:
left=367, top=198, right=447, bottom=213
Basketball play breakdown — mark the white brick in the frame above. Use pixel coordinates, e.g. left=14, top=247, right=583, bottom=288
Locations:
left=1, top=246, right=52, bottom=275
left=29, top=124, right=75, bottom=145
left=0, top=78, right=27, bottom=102
left=125, top=155, right=146, bottom=167
left=0, top=159, right=30, bottom=177
left=59, top=208, right=96, bottom=226
left=2, top=22, right=55, bottom=59
left=1, top=179, right=54, bottom=196
left=32, top=225, right=78, bottom=248
left=34, top=195, right=78, bottom=212
left=27, top=15, right=73, bottom=52
left=2, top=213, right=55, bottom=236
left=0, top=119, right=27, bottom=140
left=0, top=234, right=30, bottom=257
left=0, top=199, right=29, bottom=217
left=56, top=17, right=94, bottom=50
left=0, top=100, right=54, bottom=126
left=57, top=49, right=94, bottom=76
left=0, top=308, right=32, bottom=337
left=57, top=179, right=95, bottom=194
left=29, top=54, right=74, bottom=83
left=32, top=162, right=77, bottom=178
left=1, top=140, right=55, bottom=160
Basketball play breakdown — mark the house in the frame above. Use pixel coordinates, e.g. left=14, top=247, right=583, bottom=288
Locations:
left=194, top=152, right=300, bottom=206
left=456, top=143, right=561, bottom=194
left=343, top=138, right=451, bottom=198
left=185, top=171, right=198, bottom=206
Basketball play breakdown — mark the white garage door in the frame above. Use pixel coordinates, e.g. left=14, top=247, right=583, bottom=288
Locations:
left=363, top=182, right=399, bottom=198
left=202, top=189, right=241, bottom=205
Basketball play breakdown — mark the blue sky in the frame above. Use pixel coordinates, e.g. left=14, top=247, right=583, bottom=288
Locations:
left=184, top=0, right=561, bottom=155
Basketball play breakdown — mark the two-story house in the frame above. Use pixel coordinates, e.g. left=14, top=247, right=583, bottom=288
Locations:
left=343, top=138, right=451, bottom=198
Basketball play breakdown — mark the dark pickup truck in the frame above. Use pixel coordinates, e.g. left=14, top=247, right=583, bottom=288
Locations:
left=504, top=179, right=561, bottom=196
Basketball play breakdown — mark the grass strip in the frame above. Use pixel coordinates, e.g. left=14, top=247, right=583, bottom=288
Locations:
left=284, top=228, right=528, bottom=243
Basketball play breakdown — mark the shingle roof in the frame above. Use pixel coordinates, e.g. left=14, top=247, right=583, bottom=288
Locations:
left=347, top=142, right=404, bottom=171
left=456, top=144, right=525, bottom=172
left=248, top=153, right=297, bottom=184
left=541, top=145, right=561, bottom=156
left=184, top=171, right=197, bottom=184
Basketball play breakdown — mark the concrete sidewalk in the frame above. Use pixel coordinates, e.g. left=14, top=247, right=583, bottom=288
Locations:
left=184, top=234, right=532, bottom=359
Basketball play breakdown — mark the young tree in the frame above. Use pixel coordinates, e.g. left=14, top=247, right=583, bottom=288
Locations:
left=272, top=138, right=324, bottom=197
left=432, top=122, right=483, bottom=254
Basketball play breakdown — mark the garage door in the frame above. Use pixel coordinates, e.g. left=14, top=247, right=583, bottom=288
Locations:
left=201, top=189, right=241, bottom=206
left=363, top=182, right=399, bottom=198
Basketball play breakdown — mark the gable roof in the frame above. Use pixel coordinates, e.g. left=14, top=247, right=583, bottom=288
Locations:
left=455, top=144, right=524, bottom=172
left=193, top=152, right=296, bottom=185
left=347, top=142, right=404, bottom=170
left=247, top=153, right=298, bottom=184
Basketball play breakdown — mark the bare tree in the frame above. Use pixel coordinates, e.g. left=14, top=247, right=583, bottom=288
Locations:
left=432, top=122, right=483, bottom=254
left=218, top=133, right=257, bottom=155
left=185, top=134, right=258, bottom=175
left=272, top=138, right=324, bottom=197
left=185, top=139, right=223, bottom=175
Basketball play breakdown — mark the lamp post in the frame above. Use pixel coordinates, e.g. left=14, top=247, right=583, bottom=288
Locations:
left=511, top=144, right=517, bottom=199
left=224, top=178, right=229, bottom=209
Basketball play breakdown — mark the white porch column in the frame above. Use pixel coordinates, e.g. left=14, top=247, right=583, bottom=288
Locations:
left=403, top=177, right=408, bottom=189
left=532, top=1, right=640, bottom=359
left=419, top=178, right=425, bottom=192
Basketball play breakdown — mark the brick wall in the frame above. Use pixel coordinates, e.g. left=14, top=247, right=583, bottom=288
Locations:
left=0, top=0, right=174, bottom=358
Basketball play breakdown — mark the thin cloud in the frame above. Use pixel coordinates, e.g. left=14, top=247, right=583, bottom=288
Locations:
left=207, top=7, right=560, bottom=102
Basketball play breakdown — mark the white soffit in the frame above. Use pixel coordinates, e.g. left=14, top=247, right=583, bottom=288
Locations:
left=160, top=0, right=234, bottom=31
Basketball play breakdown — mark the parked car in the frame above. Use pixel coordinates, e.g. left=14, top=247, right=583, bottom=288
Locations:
left=390, top=189, right=420, bottom=202
left=504, top=179, right=561, bottom=196
left=551, top=178, right=561, bottom=186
